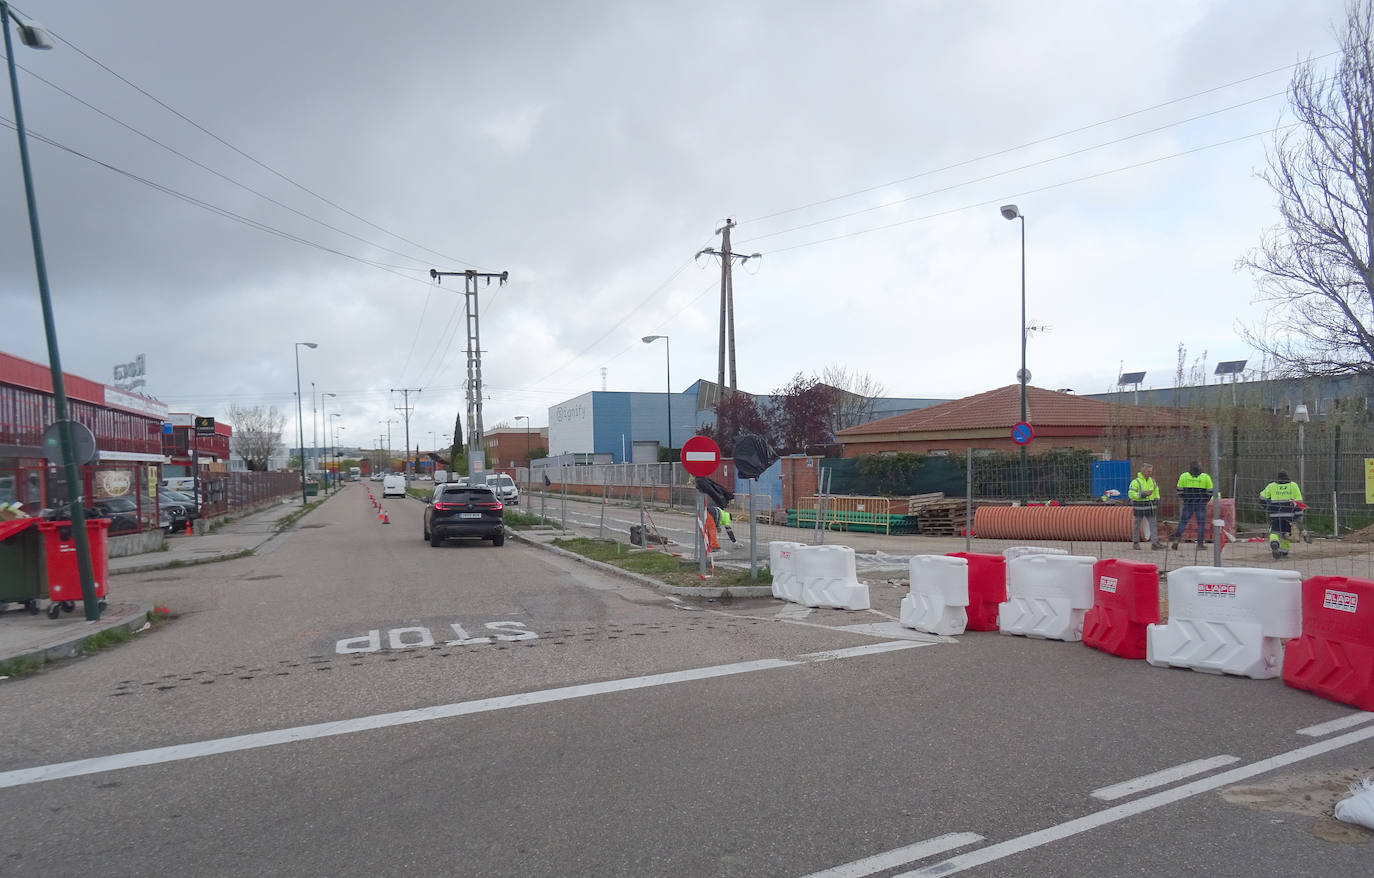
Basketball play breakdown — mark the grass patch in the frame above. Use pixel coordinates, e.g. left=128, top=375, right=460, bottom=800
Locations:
left=275, top=498, right=327, bottom=531
left=504, top=509, right=544, bottom=529
left=81, top=626, right=133, bottom=652
left=551, top=537, right=774, bottom=589
left=0, top=655, right=41, bottom=679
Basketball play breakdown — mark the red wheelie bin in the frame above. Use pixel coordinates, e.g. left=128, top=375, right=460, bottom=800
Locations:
left=36, top=518, right=110, bottom=619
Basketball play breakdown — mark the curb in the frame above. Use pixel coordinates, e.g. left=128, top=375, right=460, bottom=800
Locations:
left=508, top=529, right=774, bottom=598
left=0, top=602, right=155, bottom=670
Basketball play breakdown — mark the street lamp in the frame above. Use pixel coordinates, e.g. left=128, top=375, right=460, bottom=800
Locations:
left=2, top=5, right=102, bottom=620
left=321, top=392, right=336, bottom=491
left=294, top=342, right=317, bottom=505
left=641, top=335, right=672, bottom=454
left=1000, top=204, right=1028, bottom=503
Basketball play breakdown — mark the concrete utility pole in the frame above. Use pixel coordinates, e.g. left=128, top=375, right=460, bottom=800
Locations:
left=378, top=418, right=396, bottom=471
left=391, top=388, right=420, bottom=478
left=429, top=268, right=509, bottom=478
left=696, top=219, right=760, bottom=397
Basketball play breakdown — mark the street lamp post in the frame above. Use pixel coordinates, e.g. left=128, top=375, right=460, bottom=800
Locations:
left=321, top=392, right=336, bottom=492
left=514, top=415, right=528, bottom=494
left=3, top=5, right=101, bottom=620
left=1000, top=205, right=1028, bottom=503
left=294, top=342, right=317, bottom=506
left=330, top=414, right=342, bottom=489
left=642, top=335, right=672, bottom=506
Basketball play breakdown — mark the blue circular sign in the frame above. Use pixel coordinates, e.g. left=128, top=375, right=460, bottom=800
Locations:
left=1011, top=421, right=1034, bottom=445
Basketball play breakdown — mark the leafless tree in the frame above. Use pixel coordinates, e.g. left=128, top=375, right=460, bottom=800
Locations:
left=1240, top=1, right=1374, bottom=376
left=225, top=404, right=286, bottom=471
left=821, top=364, right=886, bottom=432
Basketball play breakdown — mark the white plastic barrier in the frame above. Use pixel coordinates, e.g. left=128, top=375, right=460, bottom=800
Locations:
left=1001, top=546, right=1069, bottom=560
left=769, top=541, right=807, bottom=603
left=998, top=553, right=1097, bottom=641
left=797, top=545, right=870, bottom=610
left=901, top=554, right=969, bottom=635
left=1146, top=566, right=1302, bottom=679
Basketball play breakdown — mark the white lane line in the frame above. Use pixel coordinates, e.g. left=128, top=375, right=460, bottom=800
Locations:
left=775, top=605, right=814, bottom=620
left=1089, top=755, right=1240, bottom=801
left=0, top=640, right=937, bottom=790
left=838, top=622, right=952, bottom=644
left=799, top=832, right=984, bottom=878
left=1297, top=711, right=1374, bottom=737
left=899, top=723, right=1374, bottom=877
left=801, top=641, right=932, bottom=662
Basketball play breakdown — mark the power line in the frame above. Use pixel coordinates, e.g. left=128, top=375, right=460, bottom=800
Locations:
left=736, top=51, right=1337, bottom=228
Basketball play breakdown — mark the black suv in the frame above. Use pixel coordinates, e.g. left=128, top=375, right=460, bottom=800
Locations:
left=423, top=484, right=505, bottom=547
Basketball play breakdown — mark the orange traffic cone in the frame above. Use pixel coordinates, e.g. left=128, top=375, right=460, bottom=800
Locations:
left=381, top=511, right=390, bottom=524
left=185, top=519, right=192, bottom=536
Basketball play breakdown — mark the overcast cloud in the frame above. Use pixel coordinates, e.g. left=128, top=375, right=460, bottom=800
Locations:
left=0, top=0, right=1351, bottom=451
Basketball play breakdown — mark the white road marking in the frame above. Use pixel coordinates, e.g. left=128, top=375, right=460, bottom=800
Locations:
left=799, top=832, right=984, bottom=878
left=801, top=641, right=932, bottom=662
left=898, top=723, right=1374, bottom=877
left=838, top=622, right=952, bottom=644
left=775, top=604, right=814, bottom=620
left=1089, top=755, right=1240, bottom=801
left=0, top=641, right=935, bottom=790
left=1296, top=711, right=1374, bottom=737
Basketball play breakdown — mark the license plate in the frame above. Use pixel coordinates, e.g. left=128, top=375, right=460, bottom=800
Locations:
left=459, top=512, right=482, bottom=519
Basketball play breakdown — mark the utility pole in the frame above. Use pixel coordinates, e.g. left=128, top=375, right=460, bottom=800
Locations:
left=378, top=418, right=396, bottom=472
left=696, top=219, right=760, bottom=397
left=391, top=387, right=420, bottom=479
left=310, top=381, right=318, bottom=477
left=430, top=268, right=509, bottom=478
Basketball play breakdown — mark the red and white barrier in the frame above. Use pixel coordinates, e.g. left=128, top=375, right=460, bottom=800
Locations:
left=1082, top=559, right=1159, bottom=660
left=998, top=553, right=1097, bottom=641
left=1283, top=575, right=1374, bottom=710
left=946, top=552, right=1006, bottom=631
left=797, top=545, right=870, bottom=611
left=1147, top=566, right=1302, bottom=679
left=901, top=554, right=969, bottom=635
left=769, top=541, right=806, bottom=603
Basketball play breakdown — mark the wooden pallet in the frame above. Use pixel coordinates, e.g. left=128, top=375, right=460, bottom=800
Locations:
left=915, top=499, right=969, bottom=536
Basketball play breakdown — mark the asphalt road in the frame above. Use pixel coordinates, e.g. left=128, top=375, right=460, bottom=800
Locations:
left=2, top=483, right=1371, bottom=876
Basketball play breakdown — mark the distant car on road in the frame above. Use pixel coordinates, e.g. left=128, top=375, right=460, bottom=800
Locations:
left=382, top=474, right=407, bottom=498
left=423, top=483, right=505, bottom=547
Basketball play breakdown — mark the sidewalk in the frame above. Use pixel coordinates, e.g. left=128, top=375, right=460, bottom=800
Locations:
left=0, top=497, right=310, bottom=670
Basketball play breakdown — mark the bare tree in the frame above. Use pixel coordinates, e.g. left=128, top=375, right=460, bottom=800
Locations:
left=225, top=404, right=286, bottom=471
left=1240, top=1, right=1374, bottom=376
left=821, top=364, right=886, bottom=432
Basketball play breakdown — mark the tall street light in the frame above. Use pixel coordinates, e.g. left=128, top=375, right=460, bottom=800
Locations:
left=330, top=414, right=342, bottom=490
left=641, top=336, right=672, bottom=455
left=3, top=5, right=101, bottom=619
left=1000, top=204, right=1028, bottom=503
left=295, top=342, right=317, bottom=506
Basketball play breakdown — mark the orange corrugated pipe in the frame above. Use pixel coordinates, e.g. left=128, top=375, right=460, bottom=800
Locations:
left=973, top=505, right=1134, bottom=541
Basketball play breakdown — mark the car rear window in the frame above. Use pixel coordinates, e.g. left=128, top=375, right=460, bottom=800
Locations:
left=438, top=487, right=496, bottom=502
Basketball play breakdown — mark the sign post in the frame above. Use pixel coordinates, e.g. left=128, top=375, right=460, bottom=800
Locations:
left=681, top=436, right=721, bottom=575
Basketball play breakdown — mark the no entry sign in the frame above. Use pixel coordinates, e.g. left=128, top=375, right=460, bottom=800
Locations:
left=681, top=435, right=721, bottom=477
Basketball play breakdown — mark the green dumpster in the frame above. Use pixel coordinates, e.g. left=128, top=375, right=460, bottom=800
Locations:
left=304, top=482, right=320, bottom=497
left=0, top=518, right=48, bottom=613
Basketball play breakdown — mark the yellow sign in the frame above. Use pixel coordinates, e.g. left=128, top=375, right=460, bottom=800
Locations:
left=1366, top=458, right=1374, bottom=504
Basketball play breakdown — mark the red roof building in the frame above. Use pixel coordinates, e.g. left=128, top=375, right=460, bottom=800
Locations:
left=835, top=384, right=1188, bottom=456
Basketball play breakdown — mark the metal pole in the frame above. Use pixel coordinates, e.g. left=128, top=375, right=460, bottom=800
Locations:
left=749, top=478, right=757, bottom=580
left=1298, top=422, right=1305, bottom=496
left=965, top=447, right=973, bottom=553
left=1018, top=213, right=1028, bottom=505
left=599, top=478, right=607, bottom=540
left=296, top=347, right=307, bottom=507
left=665, top=337, right=672, bottom=459
left=697, top=493, right=708, bottom=575
left=311, top=381, right=317, bottom=482
left=1211, top=425, right=1222, bottom=568
left=561, top=467, right=567, bottom=530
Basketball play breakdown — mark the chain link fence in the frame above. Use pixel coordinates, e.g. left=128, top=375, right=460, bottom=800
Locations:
left=525, top=421, right=1374, bottom=582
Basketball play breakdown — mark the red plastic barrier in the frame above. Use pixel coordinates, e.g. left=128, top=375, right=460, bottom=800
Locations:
left=1082, top=559, right=1159, bottom=659
left=1282, top=576, right=1374, bottom=711
left=947, top=552, right=1005, bottom=631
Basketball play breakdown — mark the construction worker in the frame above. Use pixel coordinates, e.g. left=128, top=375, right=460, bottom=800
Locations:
left=1260, top=470, right=1304, bottom=559
left=1128, top=462, right=1162, bottom=550
left=1171, top=461, right=1214, bottom=549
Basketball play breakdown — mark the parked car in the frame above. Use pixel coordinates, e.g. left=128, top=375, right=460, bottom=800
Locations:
left=158, top=488, right=200, bottom=532
left=489, top=473, right=519, bottom=505
left=382, top=474, right=407, bottom=498
left=423, top=483, right=505, bottom=547
left=88, top=496, right=143, bottom=535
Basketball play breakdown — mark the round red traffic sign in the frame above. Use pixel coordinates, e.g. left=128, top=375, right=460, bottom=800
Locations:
left=680, top=435, right=721, bottom=477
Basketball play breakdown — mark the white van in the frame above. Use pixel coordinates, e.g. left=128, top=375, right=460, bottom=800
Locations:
left=490, top=473, right=519, bottom=505
left=382, top=474, right=407, bottom=498
left=433, top=469, right=448, bottom=484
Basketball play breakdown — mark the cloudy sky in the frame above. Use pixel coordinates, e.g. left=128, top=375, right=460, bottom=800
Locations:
left=0, top=0, right=1352, bottom=452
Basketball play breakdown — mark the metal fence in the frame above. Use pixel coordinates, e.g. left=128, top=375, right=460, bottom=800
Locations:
left=527, top=430, right=1374, bottom=582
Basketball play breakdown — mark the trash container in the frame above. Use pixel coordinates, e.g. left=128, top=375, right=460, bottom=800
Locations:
left=0, top=518, right=47, bottom=614
left=36, top=518, right=110, bottom=619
